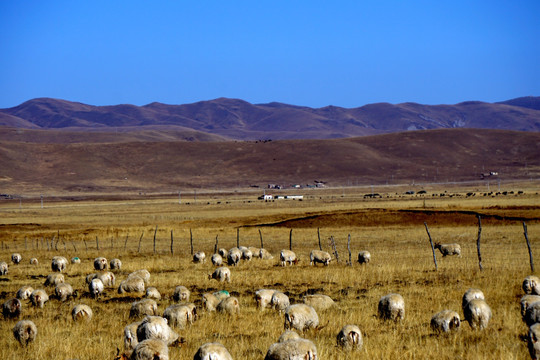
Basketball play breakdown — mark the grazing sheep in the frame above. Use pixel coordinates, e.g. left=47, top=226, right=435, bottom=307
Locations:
left=209, top=266, right=231, bottom=283
left=98, top=271, right=116, bottom=287
left=0, top=261, right=8, bottom=275
left=227, top=248, right=242, bottom=266
left=241, top=247, right=253, bottom=261
left=193, top=342, right=233, bottom=360
left=310, top=250, right=331, bottom=266
left=146, top=287, right=161, bottom=300
left=528, top=323, right=540, bottom=360
left=136, top=316, right=179, bottom=345
left=202, top=293, right=220, bottom=312
left=249, top=247, right=260, bottom=258
left=16, top=285, right=34, bottom=300
left=357, top=251, right=371, bottom=264
left=51, top=256, right=68, bottom=272
left=260, top=248, right=274, bottom=260
left=89, top=278, right=105, bottom=298
left=94, top=257, right=108, bottom=270
left=55, top=282, right=74, bottom=302
left=163, top=303, right=198, bottom=329
left=29, top=257, right=39, bottom=265
left=214, top=290, right=230, bottom=301
left=271, top=291, right=290, bottom=312
left=72, top=304, right=93, bottom=321
left=211, top=254, right=223, bottom=266
left=11, top=253, right=22, bottom=264
left=430, top=310, right=461, bottom=333
left=2, top=298, right=22, bottom=319
left=264, top=338, right=317, bottom=360
left=463, top=299, right=492, bottom=330
left=337, top=324, right=363, bottom=350
left=128, top=270, right=151, bottom=285
left=461, top=288, right=485, bottom=310
left=218, top=248, right=228, bottom=258
left=434, top=243, right=461, bottom=257
left=30, top=289, right=49, bottom=308
left=13, top=320, right=37, bottom=346
left=173, top=285, right=190, bottom=302
left=280, top=250, right=298, bottom=266
left=124, top=320, right=143, bottom=350
left=521, top=295, right=540, bottom=319
left=130, top=299, right=158, bottom=318
left=217, top=296, right=240, bottom=315
left=44, top=273, right=65, bottom=287
left=378, top=293, right=405, bottom=321
left=525, top=301, right=540, bottom=327
left=524, top=276, right=540, bottom=295
left=284, top=304, right=319, bottom=332
left=131, top=339, right=169, bottom=360
left=119, top=276, right=146, bottom=294
left=255, top=289, right=277, bottom=310
left=277, top=330, right=300, bottom=343
left=193, top=251, right=206, bottom=264
left=71, top=257, right=81, bottom=264
left=110, top=258, right=122, bottom=270
left=303, top=294, right=335, bottom=311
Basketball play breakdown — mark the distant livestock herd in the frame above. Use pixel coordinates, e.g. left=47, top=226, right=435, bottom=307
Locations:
left=1, top=242, right=539, bottom=359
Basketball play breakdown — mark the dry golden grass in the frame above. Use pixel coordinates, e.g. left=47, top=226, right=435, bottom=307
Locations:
left=0, top=185, right=539, bottom=359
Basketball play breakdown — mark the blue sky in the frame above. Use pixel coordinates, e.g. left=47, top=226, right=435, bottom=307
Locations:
left=1, top=1, right=539, bottom=108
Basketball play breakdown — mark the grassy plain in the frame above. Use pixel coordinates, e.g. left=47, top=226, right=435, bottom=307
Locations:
left=0, top=183, right=539, bottom=359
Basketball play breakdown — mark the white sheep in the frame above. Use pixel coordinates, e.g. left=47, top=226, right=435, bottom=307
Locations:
left=72, top=304, right=93, bottom=322
left=71, top=257, right=81, bottom=264
left=130, top=299, right=158, bottom=318
left=218, top=248, right=229, bottom=258
left=280, top=250, right=298, bottom=266
left=0, top=261, right=8, bottom=275
left=461, top=288, right=485, bottom=310
left=214, top=290, right=230, bottom=301
left=30, top=289, right=49, bottom=308
left=271, top=291, right=290, bottom=312
left=193, top=342, right=233, bottom=360
left=303, top=294, right=335, bottom=311
left=2, top=298, right=22, bottom=319
left=310, top=250, right=331, bottom=266
left=378, top=293, right=405, bottom=321
left=163, top=303, right=197, bottom=329
left=146, top=287, right=161, bottom=300
left=44, top=273, right=65, bottom=287
left=51, top=256, right=68, bottom=272
left=521, top=295, right=540, bottom=319
left=217, top=296, right=240, bottom=315
left=89, top=278, right=105, bottom=298
left=98, top=271, right=116, bottom=287
left=128, top=269, right=151, bottom=285
left=249, top=247, right=260, bottom=258
left=131, top=339, right=169, bottom=360
left=193, top=251, right=206, bottom=264
left=119, top=276, right=146, bottom=294
left=434, top=243, right=461, bottom=257
left=336, top=324, right=363, bottom=350
left=264, top=338, right=317, bottom=360
left=525, top=301, right=540, bottom=327
left=16, top=285, right=34, bottom=300
left=463, top=299, right=492, bottom=330
left=255, top=289, right=277, bottom=310
left=241, top=247, right=253, bottom=261
left=11, top=253, right=22, bottom=264
left=173, top=285, right=190, bottom=302
left=277, top=330, right=300, bottom=343
left=430, top=310, right=461, bottom=333
left=110, top=258, right=122, bottom=270
left=211, top=253, right=223, bottom=266
left=94, top=257, right=108, bottom=270
left=55, top=282, right=74, bottom=302
left=227, top=248, right=242, bottom=266
left=260, top=248, right=274, bottom=260
left=284, top=304, right=319, bottom=332
left=528, top=322, right=540, bottom=360
left=29, top=257, right=39, bottom=265
left=357, top=251, right=371, bottom=264
left=524, top=276, right=540, bottom=295
left=202, top=293, right=220, bottom=312
left=136, top=316, right=179, bottom=345
left=13, top=320, right=37, bottom=346
left=209, top=266, right=231, bottom=283
left=124, top=320, right=143, bottom=350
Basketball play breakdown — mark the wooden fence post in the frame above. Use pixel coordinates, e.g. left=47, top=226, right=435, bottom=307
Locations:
left=330, top=236, right=339, bottom=263
left=524, top=222, right=535, bottom=273
left=477, top=215, right=483, bottom=271
left=318, top=228, right=322, bottom=251
left=96, top=236, right=99, bottom=251
left=289, top=229, right=293, bottom=251
left=124, top=234, right=129, bottom=251
left=137, top=232, right=144, bottom=253
left=214, top=235, right=219, bottom=254
left=424, top=222, right=438, bottom=271
left=190, top=229, right=193, bottom=255
left=259, top=229, right=264, bottom=249
left=170, top=230, right=174, bottom=255
left=153, top=225, right=158, bottom=255
left=83, top=239, right=88, bottom=252
left=237, top=228, right=240, bottom=248
left=347, top=234, right=352, bottom=266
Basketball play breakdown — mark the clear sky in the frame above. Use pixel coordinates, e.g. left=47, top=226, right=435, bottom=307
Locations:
left=1, top=1, right=539, bottom=109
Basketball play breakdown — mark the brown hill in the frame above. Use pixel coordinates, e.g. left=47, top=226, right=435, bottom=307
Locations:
left=1, top=97, right=539, bottom=140
left=0, top=128, right=538, bottom=195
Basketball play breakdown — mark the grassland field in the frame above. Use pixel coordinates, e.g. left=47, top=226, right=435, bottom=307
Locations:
left=0, top=181, right=539, bottom=359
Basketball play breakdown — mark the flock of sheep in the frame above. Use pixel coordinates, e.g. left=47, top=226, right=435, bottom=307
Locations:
left=0, top=241, right=537, bottom=359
